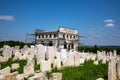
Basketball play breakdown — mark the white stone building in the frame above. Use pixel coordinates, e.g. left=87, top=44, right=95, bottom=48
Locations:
left=35, top=27, right=79, bottom=50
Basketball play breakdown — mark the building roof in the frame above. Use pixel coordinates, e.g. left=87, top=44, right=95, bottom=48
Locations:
left=35, top=29, right=58, bottom=34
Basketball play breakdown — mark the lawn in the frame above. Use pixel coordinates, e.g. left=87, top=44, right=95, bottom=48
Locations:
left=47, top=60, right=108, bottom=80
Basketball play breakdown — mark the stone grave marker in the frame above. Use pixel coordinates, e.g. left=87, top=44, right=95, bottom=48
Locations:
left=36, top=44, right=45, bottom=65
left=0, top=66, right=10, bottom=76
left=50, top=73, right=62, bottom=80
left=40, top=60, right=51, bottom=72
left=24, top=60, right=34, bottom=77
left=74, top=53, right=80, bottom=66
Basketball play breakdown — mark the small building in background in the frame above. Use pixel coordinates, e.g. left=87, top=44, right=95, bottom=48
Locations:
left=35, top=27, right=79, bottom=50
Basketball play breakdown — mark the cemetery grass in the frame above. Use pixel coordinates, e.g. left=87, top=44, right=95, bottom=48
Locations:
left=34, top=57, right=40, bottom=71
left=0, top=58, right=27, bottom=74
left=47, top=60, right=108, bottom=80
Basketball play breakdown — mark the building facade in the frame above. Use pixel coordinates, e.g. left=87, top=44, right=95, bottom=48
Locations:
left=35, top=27, right=79, bottom=50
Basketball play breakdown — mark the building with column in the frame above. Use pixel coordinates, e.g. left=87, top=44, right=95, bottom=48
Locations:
left=35, top=27, right=79, bottom=50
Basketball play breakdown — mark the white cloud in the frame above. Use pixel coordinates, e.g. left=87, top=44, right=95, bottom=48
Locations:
left=0, top=16, right=14, bottom=21
left=105, top=23, right=115, bottom=27
left=104, top=19, right=115, bottom=23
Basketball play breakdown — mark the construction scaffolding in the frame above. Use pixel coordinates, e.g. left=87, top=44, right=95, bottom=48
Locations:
left=25, top=34, right=35, bottom=44
left=79, top=36, right=85, bottom=46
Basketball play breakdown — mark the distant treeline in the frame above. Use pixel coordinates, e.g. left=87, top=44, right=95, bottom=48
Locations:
left=78, top=45, right=120, bottom=55
left=0, top=40, right=33, bottom=48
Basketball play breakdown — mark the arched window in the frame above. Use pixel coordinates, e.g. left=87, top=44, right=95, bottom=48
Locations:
left=73, top=35, right=75, bottom=39
left=64, top=41, right=67, bottom=49
left=67, top=35, right=68, bottom=38
left=70, top=35, right=72, bottom=39
left=50, top=34, right=52, bottom=38
left=54, top=34, right=56, bottom=38
left=63, top=34, right=65, bottom=38
left=49, top=41, right=53, bottom=46
left=42, top=35, right=44, bottom=38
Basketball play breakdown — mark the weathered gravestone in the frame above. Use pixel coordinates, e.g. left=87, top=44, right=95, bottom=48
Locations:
left=2, top=45, right=12, bottom=61
left=13, top=51, right=22, bottom=60
left=74, top=53, right=80, bottom=66
left=93, top=60, right=99, bottom=65
left=102, top=58, right=106, bottom=64
left=67, top=54, right=74, bottom=66
left=113, top=50, right=117, bottom=57
left=4, top=71, right=18, bottom=80
left=40, top=60, right=51, bottom=72
left=27, top=45, right=36, bottom=60
left=13, top=46, right=20, bottom=54
left=0, top=66, right=10, bottom=76
left=36, top=44, right=45, bottom=65
left=47, top=46, right=56, bottom=64
left=16, top=74, right=24, bottom=80
left=50, top=73, right=62, bottom=80
left=24, top=60, right=34, bottom=77
left=28, top=72, right=48, bottom=80
left=108, top=58, right=117, bottom=80
left=117, top=61, right=120, bottom=80
left=53, top=52, right=61, bottom=69
left=11, top=63, right=20, bottom=70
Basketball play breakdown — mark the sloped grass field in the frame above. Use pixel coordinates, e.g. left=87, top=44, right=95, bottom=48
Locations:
left=48, top=60, right=108, bottom=80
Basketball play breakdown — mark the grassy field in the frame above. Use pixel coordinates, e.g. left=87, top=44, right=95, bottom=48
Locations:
left=47, top=60, right=108, bottom=80
left=0, top=58, right=27, bottom=74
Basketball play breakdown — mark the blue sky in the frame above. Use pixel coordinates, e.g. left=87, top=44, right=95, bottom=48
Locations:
left=0, top=0, right=120, bottom=46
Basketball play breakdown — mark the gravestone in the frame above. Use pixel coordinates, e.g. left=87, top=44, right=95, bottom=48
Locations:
left=60, top=49, right=67, bottom=62
left=74, top=53, right=80, bottom=66
left=40, top=60, right=51, bottom=72
left=50, top=73, right=62, bottom=80
left=0, top=75, right=5, bottom=80
left=96, top=78, right=104, bottom=80
left=24, top=60, right=34, bottom=77
left=28, top=72, right=48, bottom=80
left=0, top=66, right=10, bottom=76
left=13, top=46, right=20, bottom=54
left=19, top=54, right=27, bottom=60
left=53, top=53, right=61, bottom=69
left=16, top=74, right=24, bottom=80
left=4, top=72, right=18, bottom=80
left=110, top=52, right=113, bottom=57
left=0, top=56, right=7, bottom=62
left=113, top=50, right=117, bottom=57
left=108, top=59, right=116, bottom=80
left=91, top=54, right=96, bottom=61
left=79, top=58, right=85, bottom=64
left=36, top=44, right=45, bottom=65
left=93, top=60, right=99, bottom=65
left=13, top=51, right=22, bottom=60
left=117, top=61, right=120, bottom=79
left=11, top=63, right=19, bottom=70
left=2, top=45, right=12, bottom=60
left=102, top=58, right=106, bottom=64
left=67, top=54, right=74, bottom=66
left=47, top=46, right=56, bottom=64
